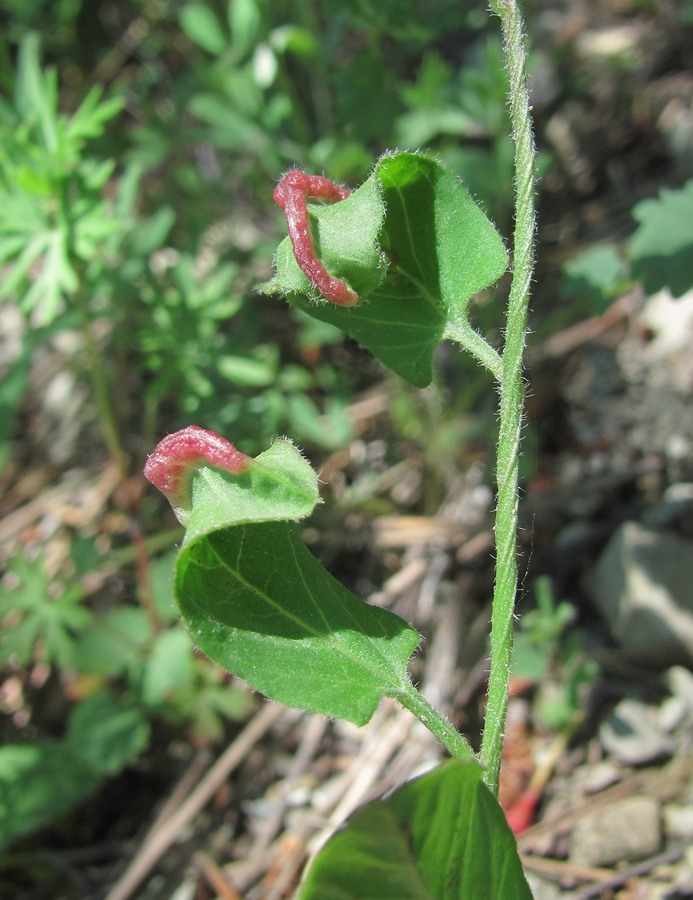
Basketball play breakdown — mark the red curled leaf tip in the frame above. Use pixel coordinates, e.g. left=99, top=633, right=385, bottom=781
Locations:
left=144, top=425, right=251, bottom=523
left=274, top=168, right=358, bottom=307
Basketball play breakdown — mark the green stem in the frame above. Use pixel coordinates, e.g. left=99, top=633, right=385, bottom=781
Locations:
left=480, top=0, right=537, bottom=795
left=392, top=681, right=475, bottom=761
left=444, top=317, right=502, bottom=381
left=75, top=286, right=128, bottom=478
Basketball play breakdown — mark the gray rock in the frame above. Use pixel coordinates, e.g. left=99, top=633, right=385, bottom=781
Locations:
left=587, top=522, right=693, bottom=667
left=659, top=694, right=691, bottom=733
left=599, top=698, right=676, bottom=765
left=579, top=760, right=622, bottom=794
left=524, top=873, right=563, bottom=900
left=570, top=795, right=662, bottom=867
left=665, top=804, right=693, bottom=840
left=667, top=666, right=693, bottom=715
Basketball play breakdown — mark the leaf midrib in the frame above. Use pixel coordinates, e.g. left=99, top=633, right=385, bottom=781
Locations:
left=192, top=528, right=411, bottom=690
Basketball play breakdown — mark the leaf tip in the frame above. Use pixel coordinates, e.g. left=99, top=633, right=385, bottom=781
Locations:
left=144, top=425, right=251, bottom=524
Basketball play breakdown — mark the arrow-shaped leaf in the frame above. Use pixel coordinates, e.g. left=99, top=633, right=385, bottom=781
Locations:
left=265, top=151, right=508, bottom=387
left=177, top=521, right=419, bottom=724
left=145, top=427, right=420, bottom=725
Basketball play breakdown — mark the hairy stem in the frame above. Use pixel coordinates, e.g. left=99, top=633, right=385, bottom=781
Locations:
left=393, top=682, right=475, bottom=760
left=444, top=316, right=503, bottom=381
left=481, top=0, right=537, bottom=795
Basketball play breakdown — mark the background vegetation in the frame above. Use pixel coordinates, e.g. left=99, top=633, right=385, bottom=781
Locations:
left=1, top=0, right=692, bottom=896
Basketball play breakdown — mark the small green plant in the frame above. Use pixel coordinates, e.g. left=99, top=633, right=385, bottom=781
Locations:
left=0, top=32, right=129, bottom=470
left=627, top=178, right=693, bottom=298
left=0, top=552, right=91, bottom=669
left=553, top=179, right=693, bottom=336
left=143, top=0, right=537, bottom=894
left=0, top=547, right=254, bottom=850
left=0, top=691, right=150, bottom=851
left=560, top=244, right=629, bottom=315
left=514, top=577, right=599, bottom=732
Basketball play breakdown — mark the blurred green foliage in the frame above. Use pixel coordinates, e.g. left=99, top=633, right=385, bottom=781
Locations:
left=555, top=177, right=693, bottom=325
left=10, top=0, right=691, bottom=874
left=0, top=3, right=518, bottom=864
left=560, top=244, right=628, bottom=314
left=628, top=179, right=693, bottom=298
left=0, top=543, right=255, bottom=849
left=0, top=0, right=523, bottom=471
left=513, top=577, right=599, bottom=732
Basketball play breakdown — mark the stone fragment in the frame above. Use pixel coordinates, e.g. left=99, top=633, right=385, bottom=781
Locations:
left=667, top=666, right=693, bottom=714
left=665, top=804, right=693, bottom=840
left=599, top=698, right=676, bottom=766
left=524, top=873, right=562, bottom=900
left=570, top=795, right=661, bottom=867
left=587, top=522, right=693, bottom=667
left=580, top=760, right=621, bottom=794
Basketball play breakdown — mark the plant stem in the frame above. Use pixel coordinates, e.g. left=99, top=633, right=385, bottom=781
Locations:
left=444, top=317, right=503, bottom=381
left=480, top=0, right=537, bottom=795
left=75, top=286, right=128, bottom=478
left=393, top=681, right=475, bottom=761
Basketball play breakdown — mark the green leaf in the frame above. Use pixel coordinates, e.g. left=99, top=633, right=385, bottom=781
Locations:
left=269, top=24, right=318, bottom=59
left=217, top=353, right=277, bottom=387
left=64, top=692, right=150, bottom=777
left=298, top=760, right=532, bottom=900
left=73, top=607, right=150, bottom=678
left=0, top=692, right=150, bottom=850
left=142, top=627, right=195, bottom=706
left=189, top=92, right=267, bottom=149
left=268, top=167, right=388, bottom=301
left=510, top=632, right=547, bottom=681
left=169, top=438, right=317, bottom=539
left=15, top=33, right=56, bottom=138
left=63, top=86, right=123, bottom=149
left=180, top=3, right=228, bottom=55
left=146, top=430, right=420, bottom=725
left=0, top=742, right=99, bottom=851
left=285, top=394, right=353, bottom=449
left=628, top=180, right=693, bottom=297
left=302, top=803, right=432, bottom=899
left=0, top=232, right=51, bottom=299
left=228, top=0, right=261, bottom=55
left=561, top=244, right=626, bottom=312
left=65, top=692, right=150, bottom=776
left=265, top=152, right=508, bottom=387
left=177, top=521, right=419, bottom=725
left=130, top=205, right=176, bottom=256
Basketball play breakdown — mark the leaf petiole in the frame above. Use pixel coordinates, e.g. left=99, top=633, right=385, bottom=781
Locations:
left=391, top=681, right=475, bottom=761
left=444, top=316, right=503, bottom=381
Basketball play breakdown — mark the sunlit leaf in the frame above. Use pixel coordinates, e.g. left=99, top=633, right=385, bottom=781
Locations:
left=177, top=520, right=419, bottom=725
left=145, top=431, right=420, bottom=726
left=299, top=760, right=532, bottom=899
left=266, top=152, right=508, bottom=387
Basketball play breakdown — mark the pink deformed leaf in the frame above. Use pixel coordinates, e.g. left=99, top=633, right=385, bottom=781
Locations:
left=144, top=425, right=251, bottom=524
left=274, top=168, right=358, bottom=307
